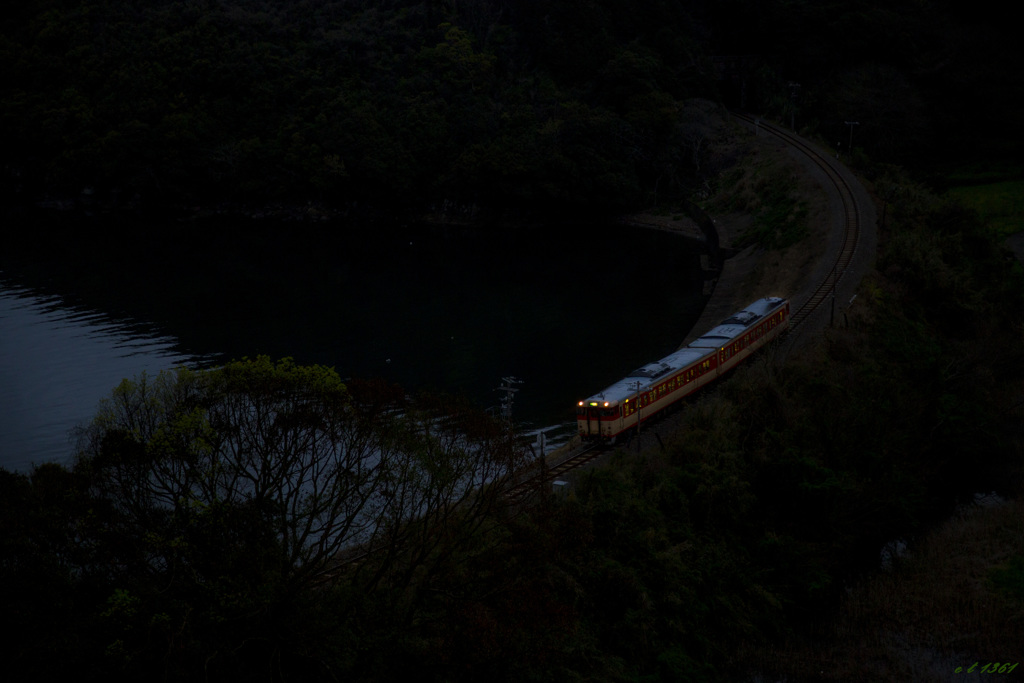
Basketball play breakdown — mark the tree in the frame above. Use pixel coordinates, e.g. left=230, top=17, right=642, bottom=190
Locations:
left=76, top=357, right=524, bottom=591
left=67, top=357, right=529, bottom=677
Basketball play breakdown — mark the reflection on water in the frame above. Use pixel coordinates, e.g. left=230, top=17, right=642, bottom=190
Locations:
left=0, top=282, right=214, bottom=471
left=1, top=213, right=707, bottom=472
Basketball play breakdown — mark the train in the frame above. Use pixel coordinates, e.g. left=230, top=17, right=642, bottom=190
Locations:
left=577, top=297, right=790, bottom=441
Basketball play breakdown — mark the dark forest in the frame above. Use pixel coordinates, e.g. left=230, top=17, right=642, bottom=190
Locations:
left=3, top=0, right=1020, bottom=215
left=2, top=1, right=1024, bottom=681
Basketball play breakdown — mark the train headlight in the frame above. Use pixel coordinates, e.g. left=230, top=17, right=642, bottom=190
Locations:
left=603, top=402, right=609, bottom=407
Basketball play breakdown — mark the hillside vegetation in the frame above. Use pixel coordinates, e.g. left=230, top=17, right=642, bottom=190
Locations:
left=2, top=0, right=1020, bottom=215
left=3, top=0, right=1024, bottom=680
left=2, top=166, right=1022, bottom=681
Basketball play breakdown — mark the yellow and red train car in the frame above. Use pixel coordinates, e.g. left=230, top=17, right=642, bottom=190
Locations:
left=577, top=297, right=790, bottom=441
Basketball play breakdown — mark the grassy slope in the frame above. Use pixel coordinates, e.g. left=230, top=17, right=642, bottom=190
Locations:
left=725, top=159, right=1024, bottom=680
left=947, top=180, right=1024, bottom=240
left=747, top=497, right=1024, bottom=682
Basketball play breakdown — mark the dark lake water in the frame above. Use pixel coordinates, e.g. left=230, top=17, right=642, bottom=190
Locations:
left=1, top=210, right=708, bottom=472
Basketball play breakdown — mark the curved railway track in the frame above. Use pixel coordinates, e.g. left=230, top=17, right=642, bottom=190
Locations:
left=732, top=113, right=863, bottom=332
left=506, top=114, right=866, bottom=501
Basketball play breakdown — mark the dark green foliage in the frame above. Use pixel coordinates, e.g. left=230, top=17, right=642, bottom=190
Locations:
left=1, top=356, right=528, bottom=681
left=1, top=465, right=103, bottom=677
left=712, top=158, right=811, bottom=251
left=4, top=103, right=1023, bottom=682
left=4, top=0, right=1019, bottom=210
left=989, top=555, right=1024, bottom=604
left=0, top=0, right=720, bottom=213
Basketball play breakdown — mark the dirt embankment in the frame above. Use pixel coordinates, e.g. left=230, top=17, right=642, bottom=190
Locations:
left=661, top=126, right=836, bottom=346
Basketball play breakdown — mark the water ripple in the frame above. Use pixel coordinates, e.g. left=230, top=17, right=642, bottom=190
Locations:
left=0, top=281, right=214, bottom=472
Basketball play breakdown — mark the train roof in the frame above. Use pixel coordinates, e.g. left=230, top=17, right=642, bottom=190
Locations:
left=580, top=297, right=786, bottom=406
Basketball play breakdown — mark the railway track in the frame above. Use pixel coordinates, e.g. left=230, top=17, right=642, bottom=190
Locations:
left=732, top=113, right=863, bottom=332
left=506, top=115, right=866, bottom=500
left=504, top=440, right=609, bottom=503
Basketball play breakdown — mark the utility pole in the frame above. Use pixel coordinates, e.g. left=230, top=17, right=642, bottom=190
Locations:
left=831, top=270, right=837, bottom=327
left=632, top=380, right=642, bottom=451
left=788, top=82, right=801, bottom=129
left=496, top=376, right=522, bottom=424
left=844, top=121, right=859, bottom=157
